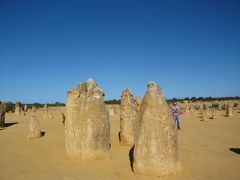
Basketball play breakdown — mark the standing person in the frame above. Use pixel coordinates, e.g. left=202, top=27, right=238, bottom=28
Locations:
left=170, top=102, right=181, bottom=130
left=0, top=101, right=7, bottom=129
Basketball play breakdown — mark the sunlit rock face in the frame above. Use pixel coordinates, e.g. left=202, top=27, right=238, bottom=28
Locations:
left=120, top=88, right=136, bottom=146
left=15, top=101, right=21, bottom=115
left=65, top=79, right=110, bottom=160
left=133, top=81, right=181, bottom=176
left=226, top=103, right=233, bottom=117
left=28, top=116, right=42, bottom=139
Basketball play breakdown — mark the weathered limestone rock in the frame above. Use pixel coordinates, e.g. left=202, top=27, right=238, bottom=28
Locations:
left=48, top=109, right=53, bottom=119
left=233, top=101, right=238, bottom=113
left=15, top=101, right=21, bottom=115
left=200, top=103, right=208, bottom=121
left=211, top=109, right=217, bottom=119
left=43, top=104, right=48, bottom=111
left=58, top=107, right=62, bottom=114
left=201, top=111, right=207, bottom=121
left=185, top=104, right=190, bottom=113
left=182, top=101, right=190, bottom=114
left=217, top=102, right=223, bottom=111
left=134, top=96, right=142, bottom=113
left=65, top=79, right=110, bottom=159
left=120, top=88, right=136, bottom=146
left=43, top=104, right=48, bottom=119
left=43, top=110, right=48, bottom=119
left=237, top=101, right=240, bottom=112
left=133, top=81, right=181, bottom=176
left=189, top=104, right=195, bottom=116
left=210, top=103, right=218, bottom=119
left=106, top=105, right=119, bottom=116
left=113, top=105, right=120, bottom=114
left=24, top=104, right=28, bottom=112
left=20, top=109, right=25, bottom=116
left=32, top=106, right=36, bottom=112
left=28, top=116, right=42, bottom=139
left=43, top=107, right=53, bottom=119
left=203, top=103, right=208, bottom=112
left=226, top=103, right=233, bottom=117
left=134, top=96, right=142, bottom=139
left=107, top=108, right=115, bottom=116
left=222, top=102, right=228, bottom=111
left=0, top=102, right=6, bottom=129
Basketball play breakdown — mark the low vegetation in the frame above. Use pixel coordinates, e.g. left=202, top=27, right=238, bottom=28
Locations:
left=2, top=96, right=239, bottom=112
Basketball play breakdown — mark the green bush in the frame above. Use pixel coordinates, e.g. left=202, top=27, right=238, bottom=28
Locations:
left=5, top=102, right=15, bottom=112
left=105, top=99, right=120, bottom=105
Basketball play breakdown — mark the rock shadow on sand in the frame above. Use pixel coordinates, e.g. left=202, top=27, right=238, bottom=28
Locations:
left=229, top=148, right=240, bottom=155
left=1, top=122, right=18, bottom=130
left=3, top=122, right=18, bottom=128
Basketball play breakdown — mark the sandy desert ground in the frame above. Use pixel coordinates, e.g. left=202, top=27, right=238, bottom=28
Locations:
left=0, top=110, right=240, bottom=180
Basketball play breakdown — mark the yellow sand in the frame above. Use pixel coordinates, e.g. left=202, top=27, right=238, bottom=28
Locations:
left=0, top=111, right=240, bottom=180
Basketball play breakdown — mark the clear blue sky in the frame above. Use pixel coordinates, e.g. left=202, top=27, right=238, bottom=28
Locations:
left=0, top=0, right=240, bottom=103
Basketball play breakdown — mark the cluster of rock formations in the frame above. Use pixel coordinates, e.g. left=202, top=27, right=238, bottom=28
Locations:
left=64, top=79, right=180, bottom=176
left=177, top=100, right=239, bottom=121
left=4, top=78, right=240, bottom=177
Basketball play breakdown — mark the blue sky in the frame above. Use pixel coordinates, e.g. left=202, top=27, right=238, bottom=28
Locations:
left=0, top=0, right=240, bottom=103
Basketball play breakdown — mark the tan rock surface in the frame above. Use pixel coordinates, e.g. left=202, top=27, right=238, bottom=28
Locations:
left=120, top=88, right=136, bottom=146
left=133, top=81, right=181, bottom=176
left=28, top=116, right=42, bottom=139
left=15, top=101, right=21, bottom=115
left=65, top=79, right=110, bottom=159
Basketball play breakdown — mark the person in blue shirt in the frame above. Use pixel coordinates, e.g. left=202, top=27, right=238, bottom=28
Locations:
left=170, top=102, right=181, bottom=130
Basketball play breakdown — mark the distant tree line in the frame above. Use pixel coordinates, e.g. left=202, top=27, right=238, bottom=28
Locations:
left=2, top=96, right=239, bottom=112
left=3, top=102, right=65, bottom=112
left=167, top=96, right=240, bottom=103
left=105, top=99, right=121, bottom=104
left=105, top=96, right=240, bottom=104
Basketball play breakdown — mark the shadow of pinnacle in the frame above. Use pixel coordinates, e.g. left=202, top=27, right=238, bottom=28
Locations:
left=129, top=145, right=135, bottom=172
